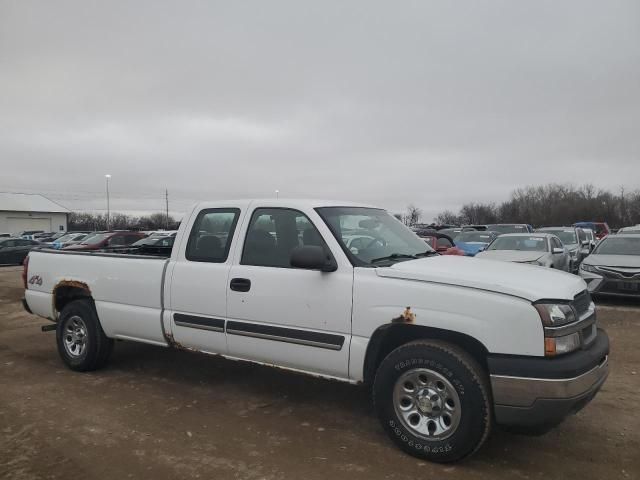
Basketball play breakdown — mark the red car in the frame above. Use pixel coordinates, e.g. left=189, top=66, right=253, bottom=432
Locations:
left=63, top=231, right=146, bottom=251
left=417, top=231, right=465, bottom=256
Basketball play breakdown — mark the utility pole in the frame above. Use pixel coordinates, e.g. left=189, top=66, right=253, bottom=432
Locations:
left=165, top=189, right=169, bottom=229
left=105, top=174, right=111, bottom=230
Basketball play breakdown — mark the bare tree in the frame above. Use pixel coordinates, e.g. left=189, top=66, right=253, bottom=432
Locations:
left=404, top=204, right=422, bottom=226
left=433, top=183, right=640, bottom=229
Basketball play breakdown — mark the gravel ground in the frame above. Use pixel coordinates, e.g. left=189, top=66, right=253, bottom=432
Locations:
left=1, top=266, right=639, bottom=480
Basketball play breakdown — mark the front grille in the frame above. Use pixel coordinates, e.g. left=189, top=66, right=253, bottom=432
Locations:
left=573, top=290, right=592, bottom=317
left=596, top=266, right=640, bottom=279
left=600, top=281, right=640, bottom=295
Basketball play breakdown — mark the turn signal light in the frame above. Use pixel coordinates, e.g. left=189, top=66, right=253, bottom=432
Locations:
left=544, top=338, right=556, bottom=356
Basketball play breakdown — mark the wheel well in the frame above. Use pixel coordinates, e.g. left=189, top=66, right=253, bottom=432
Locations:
left=363, top=324, right=489, bottom=385
left=53, top=281, right=92, bottom=315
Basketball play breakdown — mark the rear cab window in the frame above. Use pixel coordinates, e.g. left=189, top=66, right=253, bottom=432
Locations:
left=186, top=209, right=240, bottom=262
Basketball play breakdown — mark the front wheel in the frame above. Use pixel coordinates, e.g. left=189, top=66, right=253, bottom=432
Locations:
left=373, top=340, right=492, bottom=463
left=56, top=299, right=114, bottom=371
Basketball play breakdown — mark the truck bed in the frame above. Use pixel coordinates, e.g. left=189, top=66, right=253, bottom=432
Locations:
left=25, top=249, right=169, bottom=346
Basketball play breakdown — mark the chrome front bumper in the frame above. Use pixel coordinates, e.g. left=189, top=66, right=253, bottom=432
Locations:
left=491, top=355, right=609, bottom=407
left=489, top=328, right=609, bottom=429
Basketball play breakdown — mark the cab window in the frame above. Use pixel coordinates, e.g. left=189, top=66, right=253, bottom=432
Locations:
left=241, top=208, right=328, bottom=268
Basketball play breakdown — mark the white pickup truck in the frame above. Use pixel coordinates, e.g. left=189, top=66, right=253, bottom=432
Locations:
left=23, top=200, right=609, bottom=463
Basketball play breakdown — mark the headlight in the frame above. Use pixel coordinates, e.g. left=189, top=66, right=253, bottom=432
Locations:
left=534, top=303, right=576, bottom=327
left=580, top=263, right=598, bottom=274
left=535, top=301, right=582, bottom=356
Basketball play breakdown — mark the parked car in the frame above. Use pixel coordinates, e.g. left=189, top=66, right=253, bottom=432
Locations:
left=19, top=230, right=45, bottom=240
left=23, top=199, right=609, bottom=463
left=130, top=233, right=176, bottom=249
left=0, top=237, right=40, bottom=265
left=581, top=228, right=597, bottom=252
left=462, top=224, right=488, bottom=231
left=579, top=234, right=640, bottom=298
left=48, top=232, right=91, bottom=249
left=476, top=233, right=570, bottom=271
left=536, top=227, right=589, bottom=273
left=63, top=231, right=146, bottom=251
left=485, top=224, right=534, bottom=234
left=0, top=233, right=12, bottom=238
left=574, top=222, right=610, bottom=240
left=415, top=230, right=465, bottom=256
left=617, top=225, right=640, bottom=234
left=36, top=232, right=67, bottom=243
left=63, top=232, right=103, bottom=247
left=438, top=226, right=478, bottom=238
left=452, top=231, right=498, bottom=256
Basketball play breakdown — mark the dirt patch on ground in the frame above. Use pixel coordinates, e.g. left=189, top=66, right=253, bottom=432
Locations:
left=1, top=267, right=639, bottom=479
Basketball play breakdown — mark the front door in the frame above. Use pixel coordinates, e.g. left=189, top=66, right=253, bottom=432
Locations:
left=168, top=207, right=243, bottom=354
left=226, top=207, right=353, bottom=379
left=550, top=237, right=568, bottom=270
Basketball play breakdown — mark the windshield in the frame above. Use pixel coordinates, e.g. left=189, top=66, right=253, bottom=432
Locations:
left=316, top=207, right=433, bottom=266
left=593, top=237, right=640, bottom=256
left=454, top=232, right=494, bottom=243
left=539, top=229, right=577, bottom=245
left=487, top=236, right=548, bottom=252
left=439, top=228, right=463, bottom=237
left=486, top=224, right=529, bottom=234
left=81, top=233, right=109, bottom=245
left=131, top=236, right=174, bottom=247
left=55, top=234, right=76, bottom=243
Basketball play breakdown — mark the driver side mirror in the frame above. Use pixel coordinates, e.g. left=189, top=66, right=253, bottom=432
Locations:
left=552, top=248, right=564, bottom=254
left=290, top=246, right=337, bottom=272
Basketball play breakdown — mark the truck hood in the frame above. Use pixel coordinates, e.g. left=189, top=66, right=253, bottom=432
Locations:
left=583, top=254, right=640, bottom=268
left=375, top=255, right=585, bottom=301
left=475, top=250, right=545, bottom=263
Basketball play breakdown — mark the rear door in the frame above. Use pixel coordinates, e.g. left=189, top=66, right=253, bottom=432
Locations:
left=226, top=206, right=353, bottom=379
left=168, top=206, right=244, bottom=354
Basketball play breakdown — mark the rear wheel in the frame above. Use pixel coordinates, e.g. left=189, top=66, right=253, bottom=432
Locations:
left=56, top=299, right=113, bottom=371
left=373, top=340, right=492, bottom=463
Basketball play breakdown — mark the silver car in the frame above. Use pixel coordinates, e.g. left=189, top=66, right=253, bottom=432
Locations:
left=536, top=227, right=590, bottom=273
left=579, top=234, right=640, bottom=297
left=618, top=225, right=640, bottom=234
left=475, top=233, right=571, bottom=271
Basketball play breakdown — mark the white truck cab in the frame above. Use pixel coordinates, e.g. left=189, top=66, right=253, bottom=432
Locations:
left=23, top=199, right=609, bottom=463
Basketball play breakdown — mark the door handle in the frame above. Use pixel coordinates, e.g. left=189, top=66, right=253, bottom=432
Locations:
left=230, top=278, right=251, bottom=292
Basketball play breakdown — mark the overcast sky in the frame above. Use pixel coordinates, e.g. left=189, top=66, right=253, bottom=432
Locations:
left=1, top=1, right=639, bottom=220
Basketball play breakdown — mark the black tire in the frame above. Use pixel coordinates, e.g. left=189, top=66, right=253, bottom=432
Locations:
left=56, top=299, right=113, bottom=371
left=373, top=340, right=492, bottom=463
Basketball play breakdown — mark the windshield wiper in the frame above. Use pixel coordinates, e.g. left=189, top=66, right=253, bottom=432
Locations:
left=370, top=249, right=440, bottom=264
left=416, top=250, right=439, bottom=257
left=370, top=253, right=418, bottom=263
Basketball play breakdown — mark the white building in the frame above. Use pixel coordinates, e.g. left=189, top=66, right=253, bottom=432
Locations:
left=0, top=192, right=69, bottom=235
